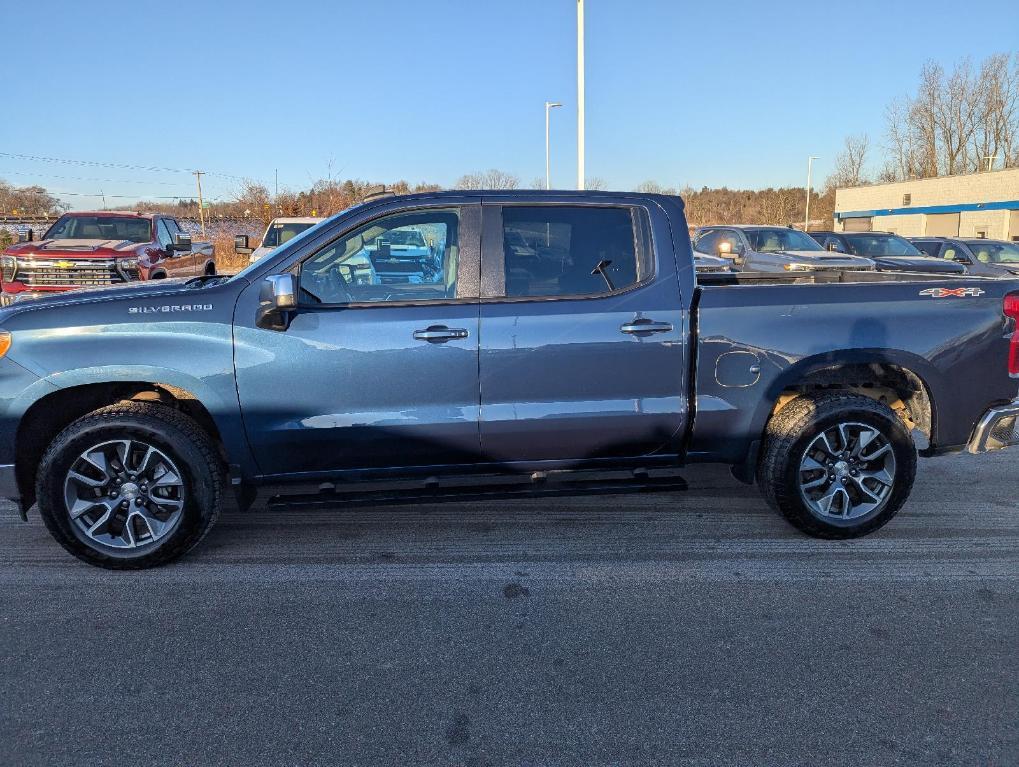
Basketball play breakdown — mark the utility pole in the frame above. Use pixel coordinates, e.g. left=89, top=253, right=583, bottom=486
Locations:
left=576, top=0, right=585, bottom=190
left=193, top=170, right=206, bottom=236
left=275, top=168, right=279, bottom=199
left=804, top=156, right=818, bottom=232
left=545, top=101, right=563, bottom=190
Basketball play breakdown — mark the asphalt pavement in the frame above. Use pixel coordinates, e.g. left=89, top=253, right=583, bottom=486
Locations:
left=1, top=452, right=1016, bottom=766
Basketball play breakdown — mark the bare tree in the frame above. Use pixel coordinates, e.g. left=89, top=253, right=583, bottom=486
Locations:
left=884, top=54, right=1019, bottom=180
left=825, top=134, right=870, bottom=191
left=454, top=169, right=519, bottom=190
left=585, top=176, right=607, bottom=190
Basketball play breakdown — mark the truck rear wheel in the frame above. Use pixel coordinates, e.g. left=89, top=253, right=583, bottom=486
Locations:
left=36, top=402, right=223, bottom=569
left=758, top=392, right=916, bottom=538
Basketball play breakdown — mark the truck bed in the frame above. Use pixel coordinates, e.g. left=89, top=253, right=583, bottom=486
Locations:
left=690, top=271, right=1019, bottom=464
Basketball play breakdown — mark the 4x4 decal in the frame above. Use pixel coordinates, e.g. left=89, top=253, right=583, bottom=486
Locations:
left=919, top=287, right=985, bottom=298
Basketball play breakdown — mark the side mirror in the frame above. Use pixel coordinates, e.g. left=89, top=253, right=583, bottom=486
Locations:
left=234, top=234, right=253, bottom=255
left=173, top=233, right=192, bottom=252
left=17, top=230, right=33, bottom=243
left=257, top=273, right=298, bottom=330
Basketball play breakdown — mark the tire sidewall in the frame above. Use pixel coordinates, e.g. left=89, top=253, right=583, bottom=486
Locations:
left=781, top=402, right=916, bottom=533
left=38, top=413, right=216, bottom=566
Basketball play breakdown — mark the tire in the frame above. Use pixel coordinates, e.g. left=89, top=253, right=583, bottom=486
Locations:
left=757, top=392, right=917, bottom=539
left=36, top=402, right=223, bottom=569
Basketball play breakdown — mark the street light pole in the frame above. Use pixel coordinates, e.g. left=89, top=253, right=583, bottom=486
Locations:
left=545, top=101, right=562, bottom=190
left=804, top=156, right=818, bottom=232
left=577, top=0, right=585, bottom=190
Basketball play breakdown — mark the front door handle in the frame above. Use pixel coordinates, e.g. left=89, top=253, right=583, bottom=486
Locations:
left=620, top=319, right=673, bottom=335
left=413, top=325, right=469, bottom=342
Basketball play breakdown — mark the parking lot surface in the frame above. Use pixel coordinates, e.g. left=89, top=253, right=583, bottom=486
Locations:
left=1, top=452, right=1016, bottom=766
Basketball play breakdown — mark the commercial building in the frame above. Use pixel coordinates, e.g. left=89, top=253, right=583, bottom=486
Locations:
left=834, top=167, right=1019, bottom=240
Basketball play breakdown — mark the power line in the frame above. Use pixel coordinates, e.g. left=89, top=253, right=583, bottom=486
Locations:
left=0, top=151, right=247, bottom=180
left=0, top=169, right=196, bottom=188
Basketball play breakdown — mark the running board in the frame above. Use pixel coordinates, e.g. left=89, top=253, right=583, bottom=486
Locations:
left=265, top=474, right=689, bottom=511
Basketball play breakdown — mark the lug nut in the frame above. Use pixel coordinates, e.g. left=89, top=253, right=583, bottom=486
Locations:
left=135, top=498, right=144, bottom=506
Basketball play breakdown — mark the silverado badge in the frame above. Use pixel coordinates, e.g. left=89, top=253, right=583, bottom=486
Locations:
left=919, top=287, right=985, bottom=298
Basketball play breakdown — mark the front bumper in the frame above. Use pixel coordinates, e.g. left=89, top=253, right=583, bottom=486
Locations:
left=967, top=399, right=1019, bottom=453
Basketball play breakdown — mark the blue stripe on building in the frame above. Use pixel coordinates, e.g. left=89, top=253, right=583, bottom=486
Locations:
left=837, top=199, right=1019, bottom=220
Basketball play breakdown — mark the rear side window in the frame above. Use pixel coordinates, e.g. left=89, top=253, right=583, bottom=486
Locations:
left=500, top=206, right=648, bottom=298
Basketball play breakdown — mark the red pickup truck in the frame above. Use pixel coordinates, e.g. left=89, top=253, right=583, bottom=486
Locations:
left=1, top=211, right=216, bottom=304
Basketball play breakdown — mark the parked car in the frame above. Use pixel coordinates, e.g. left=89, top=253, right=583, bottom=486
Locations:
left=0, top=212, right=215, bottom=304
left=693, top=225, right=875, bottom=272
left=810, top=231, right=966, bottom=275
left=235, top=216, right=324, bottom=264
left=910, top=237, right=1019, bottom=278
left=2, top=190, right=1018, bottom=568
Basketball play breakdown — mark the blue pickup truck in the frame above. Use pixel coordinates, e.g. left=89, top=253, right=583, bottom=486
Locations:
left=1, top=190, right=1018, bottom=568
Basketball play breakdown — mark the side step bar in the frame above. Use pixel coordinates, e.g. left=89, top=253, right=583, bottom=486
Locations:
left=264, top=473, right=689, bottom=512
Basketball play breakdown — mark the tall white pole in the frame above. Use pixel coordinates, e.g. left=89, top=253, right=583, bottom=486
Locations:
left=546, top=103, right=552, bottom=190
left=804, top=156, right=817, bottom=231
left=577, top=0, right=585, bottom=190
left=545, top=101, right=562, bottom=190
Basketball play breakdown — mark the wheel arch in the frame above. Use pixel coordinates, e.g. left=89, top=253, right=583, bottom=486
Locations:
left=15, top=375, right=239, bottom=511
left=730, top=349, right=942, bottom=484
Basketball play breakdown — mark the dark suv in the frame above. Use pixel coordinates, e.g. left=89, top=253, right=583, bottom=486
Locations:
left=909, top=237, right=1019, bottom=278
left=809, top=231, right=966, bottom=275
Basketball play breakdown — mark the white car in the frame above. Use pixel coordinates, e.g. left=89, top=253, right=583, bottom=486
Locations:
left=236, top=217, right=324, bottom=264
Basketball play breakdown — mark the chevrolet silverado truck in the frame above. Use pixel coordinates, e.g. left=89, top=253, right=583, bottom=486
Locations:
left=1, top=211, right=216, bottom=304
left=1, top=190, right=1018, bottom=569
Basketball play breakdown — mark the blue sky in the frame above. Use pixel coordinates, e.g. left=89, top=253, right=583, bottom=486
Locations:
left=2, top=0, right=1017, bottom=206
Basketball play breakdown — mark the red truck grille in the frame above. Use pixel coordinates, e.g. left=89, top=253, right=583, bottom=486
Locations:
left=14, top=259, right=124, bottom=288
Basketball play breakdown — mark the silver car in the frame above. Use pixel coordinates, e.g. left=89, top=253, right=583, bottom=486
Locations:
left=694, top=225, right=876, bottom=273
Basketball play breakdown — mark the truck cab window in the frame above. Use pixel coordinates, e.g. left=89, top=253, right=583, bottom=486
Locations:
left=156, top=220, right=174, bottom=249
left=299, top=208, right=460, bottom=305
left=502, top=206, right=645, bottom=298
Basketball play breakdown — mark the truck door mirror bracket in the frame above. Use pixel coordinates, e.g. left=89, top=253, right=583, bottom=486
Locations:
left=257, top=274, right=299, bottom=330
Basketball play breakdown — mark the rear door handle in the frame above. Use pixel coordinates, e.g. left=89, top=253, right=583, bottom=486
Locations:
left=413, top=325, right=469, bottom=342
left=620, top=319, right=673, bottom=335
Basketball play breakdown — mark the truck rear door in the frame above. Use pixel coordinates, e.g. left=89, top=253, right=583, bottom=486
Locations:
left=477, top=198, right=689, bottom=463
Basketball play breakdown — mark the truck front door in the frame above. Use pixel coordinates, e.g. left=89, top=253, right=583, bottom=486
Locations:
left=477, top=201, right=688, bottom=464
left=233, top=204, right=482, bottom=477
left=155, top=218, right=196, bottom=278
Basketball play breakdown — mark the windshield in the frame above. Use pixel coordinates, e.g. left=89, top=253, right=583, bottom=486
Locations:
left=844, top=234, right=922, bottom=257
left=383, top=229, right=427, bottom=247
left=43, top=215, right=152, bottom=243
left=965, top=241, right=1019, bottom=264
left=743, top=228, right=823, bottom=253
left=261, top=222, right=319, bottom=249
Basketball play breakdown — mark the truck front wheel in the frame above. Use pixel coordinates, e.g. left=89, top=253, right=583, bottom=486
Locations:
left=758, top=392, right=917, bottom=538
left=36, top=402, right=223, bottom=569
